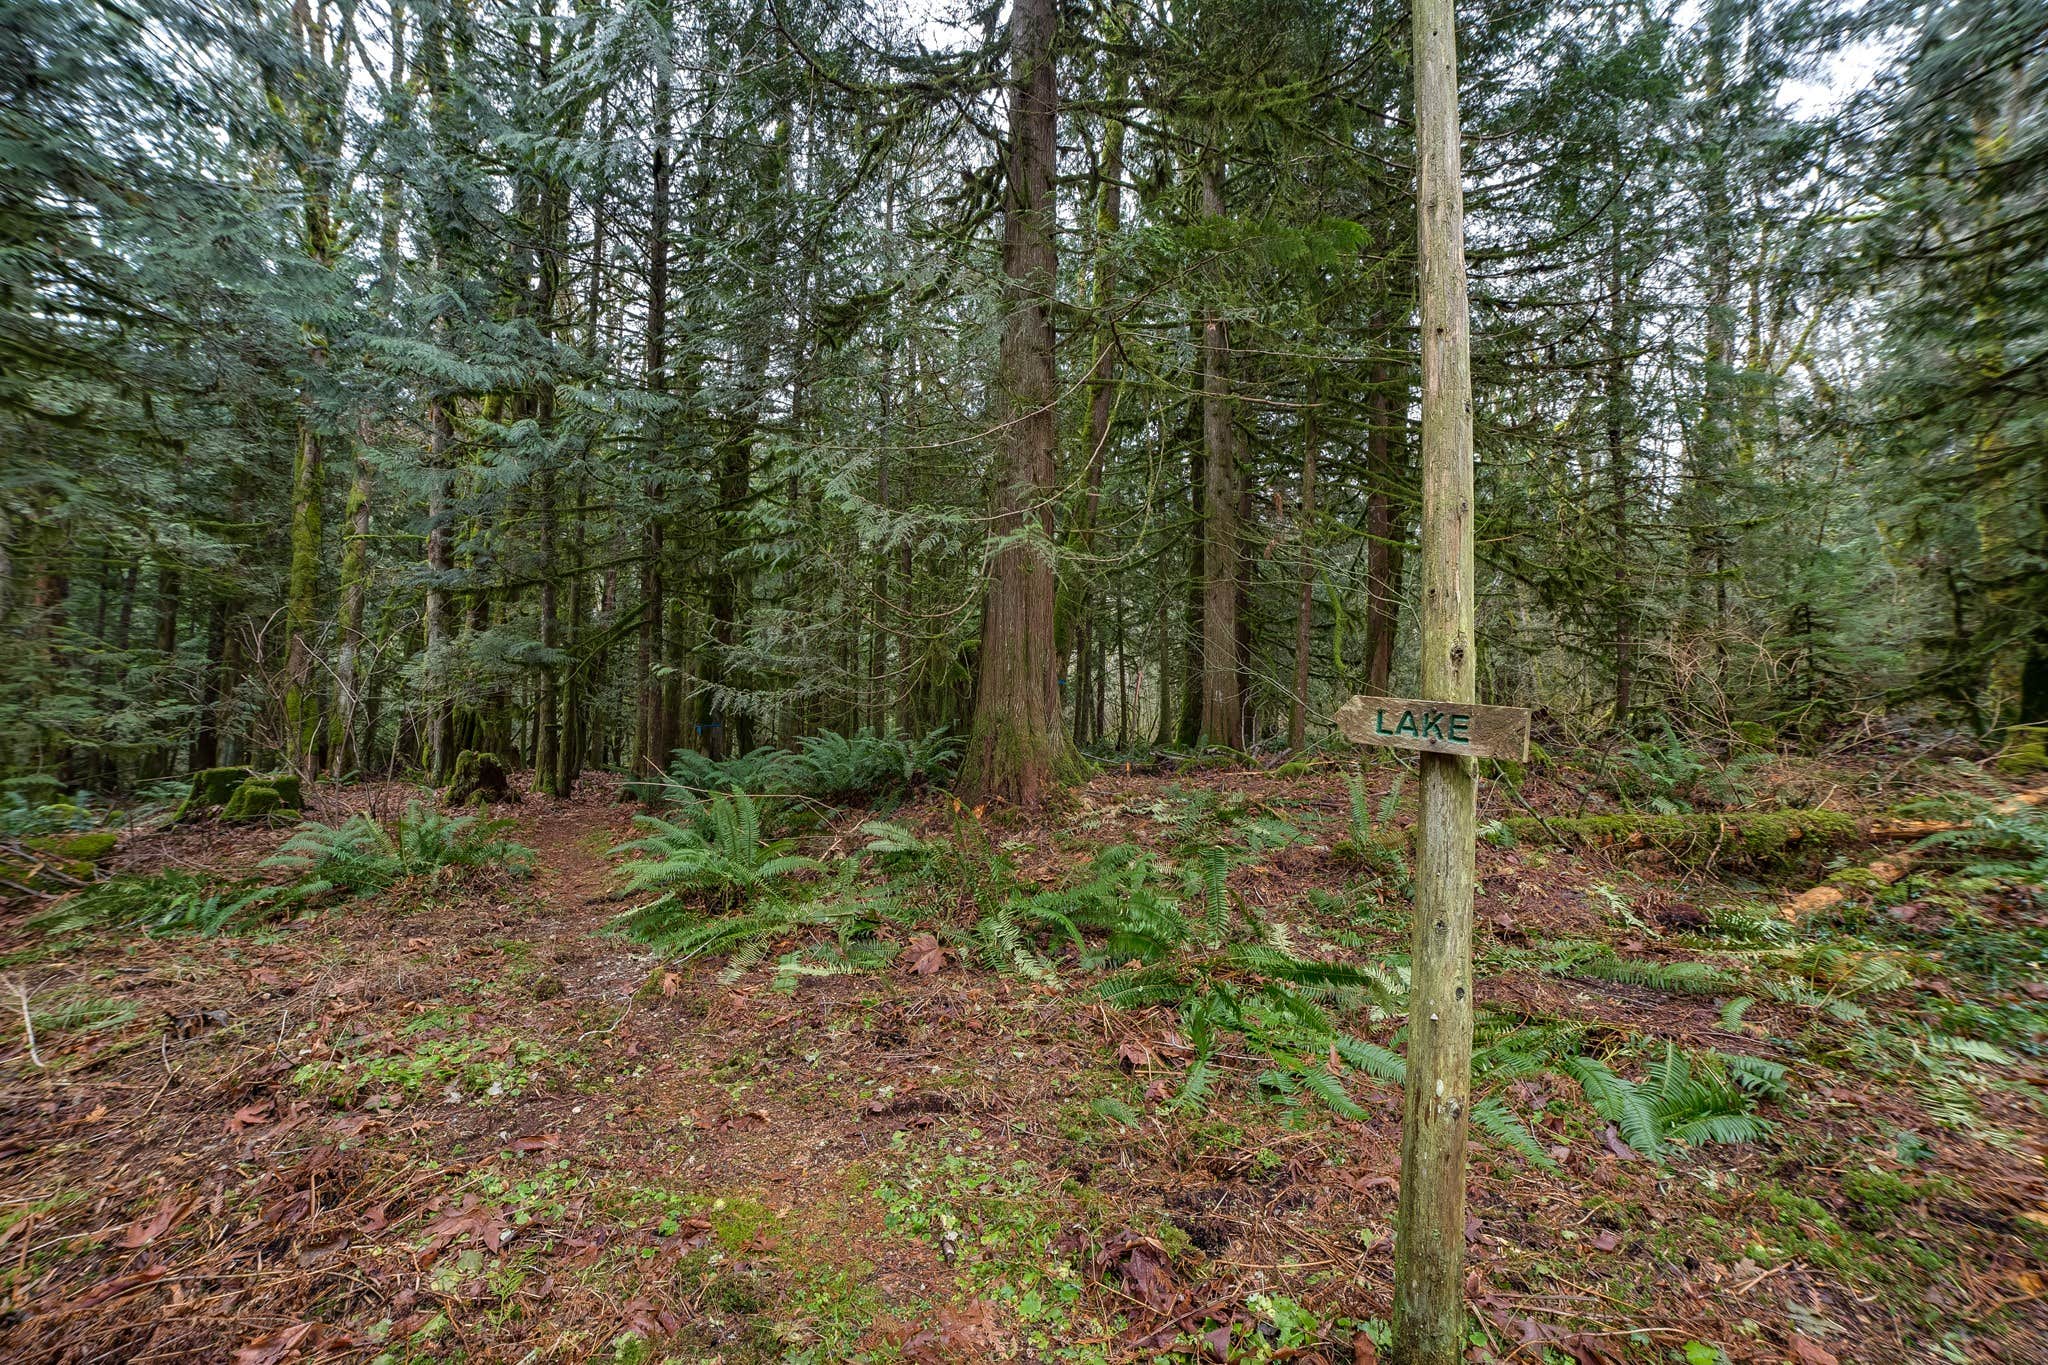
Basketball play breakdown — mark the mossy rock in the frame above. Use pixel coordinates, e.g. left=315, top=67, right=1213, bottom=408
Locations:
left=4, top=832, right=117, bottom=891
left=1838, top=1169, right=1920, bottom=1232
left=445, top=750, right=517, bottom=806
left=24, top=832, right=117, bottom=863
left=1730, top=720, right=1777, bottom=751
left=174, top=766, right=253, bottom=822
left=1995, top=726, right=2048, bottom=777
left=264, top=773, right=303, bottom=810
left=1500, top=809, right=1858, bottom=869
left=1333, top=832, right=1409, bottom=873
left=222, top=783, right=284, bottom=822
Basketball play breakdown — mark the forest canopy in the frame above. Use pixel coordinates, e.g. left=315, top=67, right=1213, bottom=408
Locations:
left=2, top=0, right=2043, bottom=796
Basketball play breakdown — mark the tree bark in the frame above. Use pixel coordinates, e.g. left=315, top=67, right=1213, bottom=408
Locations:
left=1289, top=384, right=1319, bottom=750
left=1198, top=153, right=1242, bottom=748
left=1365, top=328, right=1402, bottom=694
left=329, top=437, right=372, bottom=775
left=634, top=47, right=672, bottom=786
left=958, top=0, right=1066, bottom=806
left=425, top=396, right=455, bottom=781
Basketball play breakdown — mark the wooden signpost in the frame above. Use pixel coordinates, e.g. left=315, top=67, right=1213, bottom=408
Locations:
left=1386, top=0, right=1482, bottom=1357
left=1335, top=694, right=1530, bottom=763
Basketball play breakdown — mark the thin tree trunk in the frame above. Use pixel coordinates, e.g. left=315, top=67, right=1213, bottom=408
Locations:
left=1064, top=51, right=1128, bottom=747
left=425, top=395, right=455, bottom=781
left=1198, top=152, right=1242, bottom=748
left=1365, top=326, right=1402, bottom=694
left=1606, top=194, right=1635, bottom=728
left=1290, top=384, right=1319, bottom=750
left=635, top=48, right=672, bottom=786
left=329, top=439, right=372, bottom=775
left=192, top=597, right=228, bottom=770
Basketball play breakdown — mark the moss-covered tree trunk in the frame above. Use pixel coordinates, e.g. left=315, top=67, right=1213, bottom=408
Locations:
left=1198, top=151, right=1241, bottom=749
left=425, top=395, right=455, bottom=782
left=1290, top=379, right=1318, bottom=750
left=958, top=0, right=1068, bottom=807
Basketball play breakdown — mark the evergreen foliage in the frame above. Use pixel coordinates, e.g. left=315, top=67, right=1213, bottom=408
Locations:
left=266, top=801, right=535, bottom=895
left=3, top=0, right=2038, bottom=789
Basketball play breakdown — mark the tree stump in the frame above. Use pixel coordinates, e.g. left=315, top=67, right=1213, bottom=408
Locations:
left=174, top=767, right=253, bottom=822
left=445, top=750, right=517, bottom=806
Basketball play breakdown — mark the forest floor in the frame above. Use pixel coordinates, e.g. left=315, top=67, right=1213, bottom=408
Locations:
left=2, top=742, right=2046, bottom=1365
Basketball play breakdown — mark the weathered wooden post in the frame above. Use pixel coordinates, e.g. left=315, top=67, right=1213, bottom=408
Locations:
left=1390, top=0, right=1484, bottom=1355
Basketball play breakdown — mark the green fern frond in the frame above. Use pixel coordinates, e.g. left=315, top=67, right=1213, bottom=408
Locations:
left=1329, top=1032, right=1408, bottom=1085
left=1576, top=953, right=1735, bottom=995
left=1472, top=1095, right=1558, bottom=1169
left=1092, top=1096, right=1141, bottom=1127
left=1290, top=1065, right=1368, bottom=1120
left=1563, top=1055, right=1664, bottom=1157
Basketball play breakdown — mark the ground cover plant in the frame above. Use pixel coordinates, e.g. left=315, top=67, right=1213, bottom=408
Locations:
left=0, top=747, right=2041, bottom=1363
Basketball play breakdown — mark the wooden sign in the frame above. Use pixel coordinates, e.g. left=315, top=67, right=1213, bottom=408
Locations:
left=1335, top=694, right=1531, bottom=762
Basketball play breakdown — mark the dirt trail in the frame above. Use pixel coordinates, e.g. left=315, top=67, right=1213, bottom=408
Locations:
left=515, top=777, right=636, bottom=912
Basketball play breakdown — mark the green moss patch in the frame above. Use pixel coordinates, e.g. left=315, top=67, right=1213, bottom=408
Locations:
left=1500, top=809, right=1858, bottom=868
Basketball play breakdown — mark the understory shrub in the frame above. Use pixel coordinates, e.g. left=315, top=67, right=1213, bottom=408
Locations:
left=612, top=790, right=912, bottom=986
left=655, top=728, right=960, bottom=805
left=30, top=870, right=301, bottom=937
left=267, top=800, right=533, bottom=895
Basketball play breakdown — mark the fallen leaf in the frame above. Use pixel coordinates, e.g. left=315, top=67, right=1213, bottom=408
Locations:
left=1601, top=1125, right=1640, bottom=1161
left=1095, top=1228, right=1176, bottom=1313
left=117, top=1194, right=194, bottom=1249
left=421, top=1196, right=514, bottom=1259
left=898, top=1301, right=1000, bottom=1361
left=51, top=1265, right=169, bottom=1316
left=1590, top=1229, right=1619, bottom=1252
left=512, top=1133, right=560, bottom=1153
left=1790, top=1336, right=1838, bottom=1365
left=668, top=1216, right=713, bottom=1250
left=1353, top=1331, right=1380, bottom=1364
left=296, top=1233, right=352, bottom=1267
left=227, top=1100, right=275, bottom=1134
left=1117, top=1039, right=1156, bottom=1069
left=907, top=933, right=949, bottom=976
left=621, top=1298, right=683, bottom=1336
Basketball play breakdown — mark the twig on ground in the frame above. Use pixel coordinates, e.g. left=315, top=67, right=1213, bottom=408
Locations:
left=7, top=976, right=44, bottom=1067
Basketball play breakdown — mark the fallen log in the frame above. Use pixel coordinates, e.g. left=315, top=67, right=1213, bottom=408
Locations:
left=1781, top=785, right=2048, bottom=918
left=1499, top=810, right=1859, bottom=869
